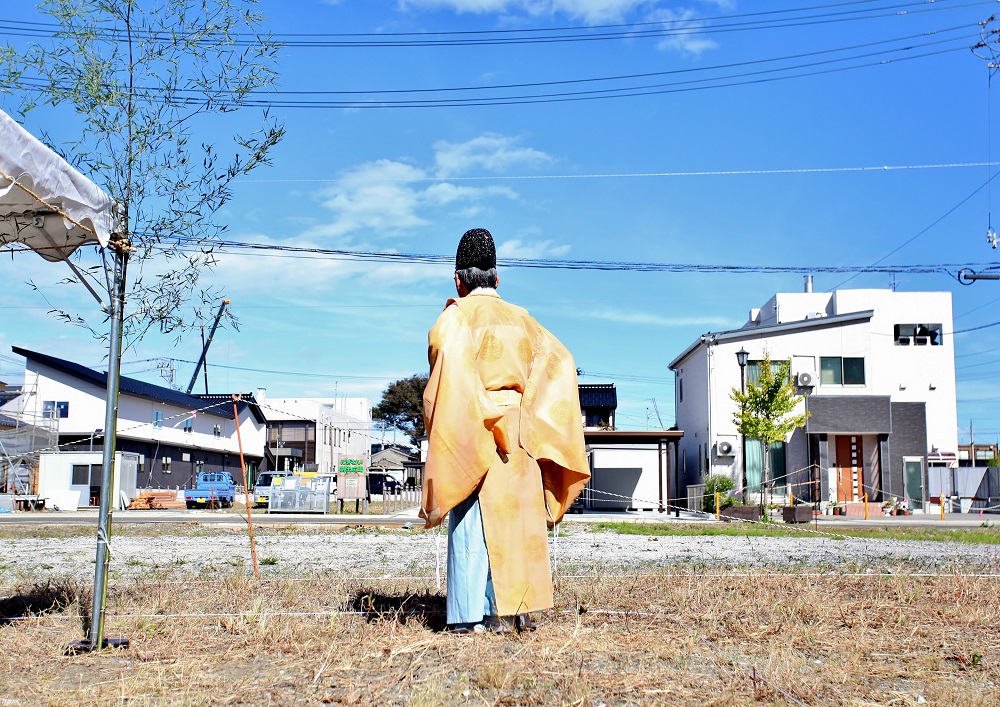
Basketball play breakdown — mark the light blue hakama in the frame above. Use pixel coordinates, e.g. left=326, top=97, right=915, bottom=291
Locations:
left=446, top=492, right=497, bottom=627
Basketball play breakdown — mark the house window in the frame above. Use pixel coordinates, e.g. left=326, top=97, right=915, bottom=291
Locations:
left=976, top=449, right=995, bottom=461
left=42, top=401, right=69, bottom=419
left=183, top=418, right=193, bottom=434
left=894, top=323, right=942, bottom=346
left=678, top=378, right=683, bottom=403
left=72, top=464, right=90, bottom=485
left=213, top=424, right=221, bottom=439
left=153, top=410, right=163, bottom=428
left=72, top=464, right=102, bottom=486
left=747, top=360, right=790, bottom=384
left=820, top=357, right=865, bottom=385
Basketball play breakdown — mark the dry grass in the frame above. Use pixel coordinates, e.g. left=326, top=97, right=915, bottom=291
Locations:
left=1, top=565, right=998, bottom=705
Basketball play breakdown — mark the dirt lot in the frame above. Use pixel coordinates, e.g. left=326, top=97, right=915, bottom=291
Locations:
left=0, top=523, right=998, bottom=705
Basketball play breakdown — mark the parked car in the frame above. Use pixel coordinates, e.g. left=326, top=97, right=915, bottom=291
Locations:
left=367, top=472, right=402, bottom=496
left=252, top=470, right=292, bottom=508
left=185, top=471, right=236, bottom=509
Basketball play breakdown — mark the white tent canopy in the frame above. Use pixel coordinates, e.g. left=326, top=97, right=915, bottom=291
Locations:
left=0, top=107, right=117, bottom=261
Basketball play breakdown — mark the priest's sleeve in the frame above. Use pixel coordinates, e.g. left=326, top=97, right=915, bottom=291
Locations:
left=520, top=320, right=591, bottom=526
left=420, top=305, right=504, bottom=529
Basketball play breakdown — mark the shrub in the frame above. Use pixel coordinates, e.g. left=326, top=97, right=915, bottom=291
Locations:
left=703, top=474, right=736, bottom=513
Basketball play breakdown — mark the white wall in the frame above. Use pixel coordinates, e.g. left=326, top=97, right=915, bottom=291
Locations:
left=589, top=444, right=666, bottom=510
left=673, top=343, right=711, bottom=485
left=37, top=450, right=140, bottom=510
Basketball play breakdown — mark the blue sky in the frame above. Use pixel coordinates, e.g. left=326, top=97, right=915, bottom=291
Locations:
left=2, top=0, right=1000, bottom=443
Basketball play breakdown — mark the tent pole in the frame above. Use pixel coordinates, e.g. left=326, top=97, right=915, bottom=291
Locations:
left=88, top=242, right=128, bottom=650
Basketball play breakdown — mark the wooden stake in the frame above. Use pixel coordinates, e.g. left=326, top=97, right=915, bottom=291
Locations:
left=233, top=395, right=259, bottom=578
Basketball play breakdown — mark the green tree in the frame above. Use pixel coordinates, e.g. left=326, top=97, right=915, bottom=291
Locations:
left=0, top=0, right=283, bottom=347
left=730, top=352, right=810, bottom=505
left=373, top=374, right=428, bottom=447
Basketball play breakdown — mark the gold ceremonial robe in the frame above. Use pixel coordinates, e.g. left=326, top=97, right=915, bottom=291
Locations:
left=421, top=291, right=590, bottom=616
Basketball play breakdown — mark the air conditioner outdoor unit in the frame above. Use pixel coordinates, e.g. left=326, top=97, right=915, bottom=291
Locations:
left=716, top=440, right=735, bottom=456
left=796, top=371, right=816, bottom=387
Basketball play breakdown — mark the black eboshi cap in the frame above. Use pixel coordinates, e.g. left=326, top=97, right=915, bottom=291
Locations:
left=455, top=228, right=496, bottom=271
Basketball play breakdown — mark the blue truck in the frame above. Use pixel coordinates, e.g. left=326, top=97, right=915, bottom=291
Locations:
left=184, top=471, right=236, bottom=509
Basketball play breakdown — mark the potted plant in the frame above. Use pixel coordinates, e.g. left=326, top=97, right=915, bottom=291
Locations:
left=829, top=501, right=843, bottom=516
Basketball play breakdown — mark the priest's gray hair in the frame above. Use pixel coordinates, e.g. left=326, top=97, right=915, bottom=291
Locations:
left=456, top=266, right=498, bottom=291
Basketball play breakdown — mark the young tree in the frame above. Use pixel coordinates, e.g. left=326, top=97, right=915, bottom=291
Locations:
left=730, top=351, right=810, bottom=507
left=373, top=374, right=428, bottom=447
left=0, top=0, right=284, bottom=348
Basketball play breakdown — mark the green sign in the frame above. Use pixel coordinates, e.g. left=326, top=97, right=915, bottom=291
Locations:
left=339, top=458, right=364, bottom=474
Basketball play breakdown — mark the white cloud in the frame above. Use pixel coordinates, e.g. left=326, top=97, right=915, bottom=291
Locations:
left=308, top=135, right=542, bottom=239
left=400, top=1, right=721, bottom=53
left=400, top=0, right=652, bottom=23
left=314, top=160, right=430, bottom=239
left=309, top=163, right=499, bottom=239
left=649, top=8, right=717, bottom=57
left=497, top=238, right=571, bottom=259
left=433, top=134, right=552, bottom=177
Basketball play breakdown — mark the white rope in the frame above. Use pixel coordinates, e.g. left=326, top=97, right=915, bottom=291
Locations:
left=552, top=520, right=560, bottom=580
left=96, top=526, right=112, bottom=560
left=434, top=524, right=442, bottom=590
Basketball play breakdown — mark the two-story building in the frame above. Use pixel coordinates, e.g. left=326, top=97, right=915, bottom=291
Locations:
left=669, top=286, right=958, bottom=511
left=1, top=346, right=266, bottom=505
left=260, top=396, right=373, bottom=474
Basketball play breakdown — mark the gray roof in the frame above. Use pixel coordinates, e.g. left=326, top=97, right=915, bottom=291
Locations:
left=579, top=384, right=617, bottom=409
left=668, top=310, right=874, bottom=370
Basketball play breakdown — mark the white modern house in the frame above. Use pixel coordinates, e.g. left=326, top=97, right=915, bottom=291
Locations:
left=1, top=346, right=266, bottom=506
left=260, top=395, right=373, bottom=474
left=669, top=285, right=958, bottom=512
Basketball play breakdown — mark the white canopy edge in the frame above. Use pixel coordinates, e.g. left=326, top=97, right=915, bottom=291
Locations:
left=0, top=107, right=118, bottom=259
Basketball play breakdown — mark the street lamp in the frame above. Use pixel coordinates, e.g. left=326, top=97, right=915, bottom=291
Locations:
left=89, top=428, right=103, bottom=452
left=736, top=348, right=749, bottom=502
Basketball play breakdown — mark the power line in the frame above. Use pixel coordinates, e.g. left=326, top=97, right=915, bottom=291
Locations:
left=0, top=0, right=988, bottom=48
left=830, top=168, right=1000, bottom=290
left=7, top=26, right=979, bottom=107
left=154, top=236, right=999, bottom=276
left=239, top=161, right=999, bottom=184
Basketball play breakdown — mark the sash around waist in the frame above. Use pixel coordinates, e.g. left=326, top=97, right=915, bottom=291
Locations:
left=487, top=389, right=523, bottom=406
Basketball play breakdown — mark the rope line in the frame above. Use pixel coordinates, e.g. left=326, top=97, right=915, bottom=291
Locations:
left=1, top=398, right=252, bottom=462
left=0, top=167, right=101, bottom=240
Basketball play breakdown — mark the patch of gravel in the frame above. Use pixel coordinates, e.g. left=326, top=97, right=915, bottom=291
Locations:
left=1, top=525, right=997, bottom=583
